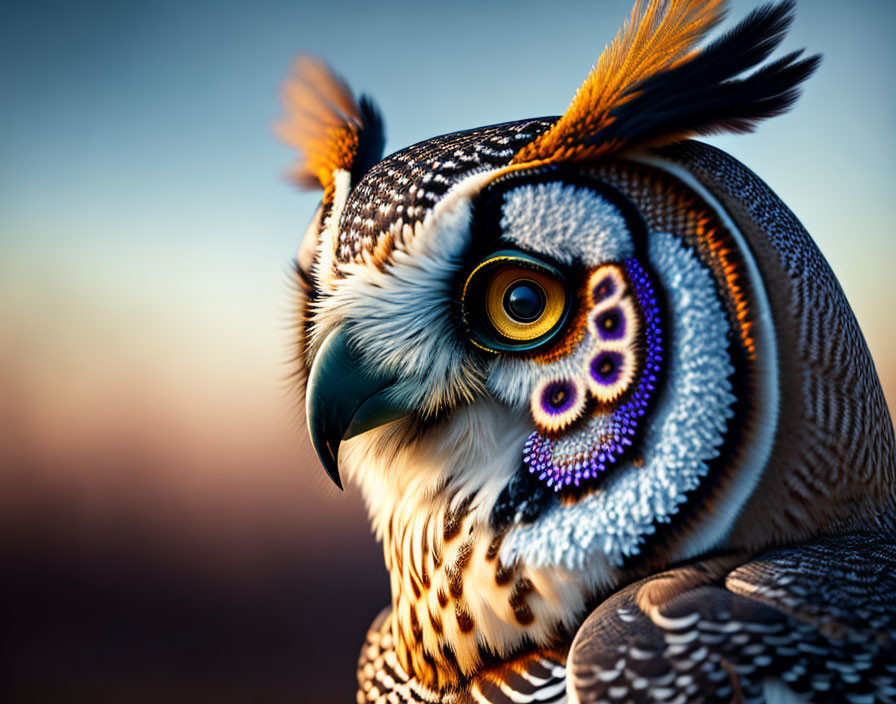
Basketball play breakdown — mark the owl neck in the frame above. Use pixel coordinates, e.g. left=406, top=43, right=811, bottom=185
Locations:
left=380, top=483, right=591, bottom=690
left=343, top=399, right=591, bottom=690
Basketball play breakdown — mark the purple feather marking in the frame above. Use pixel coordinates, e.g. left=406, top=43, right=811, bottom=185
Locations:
left=523, top=258, right=664, bottom=491
left=591, top=350, right=624, bottom=386
left=591, top=274, right=616, bottom=303
left=594, top=307, right=626, bottom=341
left=539, top=379, right=577, bottom=416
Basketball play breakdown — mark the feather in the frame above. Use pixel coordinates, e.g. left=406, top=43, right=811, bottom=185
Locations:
left=597, top=1, right=821, bottom=147
left=511, top=0, right=819, bottom=166
left=277, top=56, right=385, bottom=200
left=513, top=0, right=727, bottom=164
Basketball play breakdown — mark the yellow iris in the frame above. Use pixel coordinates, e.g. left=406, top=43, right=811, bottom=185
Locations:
left=484, top=266, right=566, bottom=342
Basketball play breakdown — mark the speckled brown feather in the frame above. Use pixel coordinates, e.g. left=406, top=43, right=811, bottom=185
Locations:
left=357, top=607, right=568, bottom=704
left=568, top=534, right=896, bottom=703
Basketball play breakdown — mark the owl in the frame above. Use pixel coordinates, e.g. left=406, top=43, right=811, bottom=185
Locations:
left=280, top=1, right=896, bottom=702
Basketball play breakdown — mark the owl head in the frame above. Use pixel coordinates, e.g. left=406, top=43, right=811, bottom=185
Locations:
left=282, top=0, right=895, bottom=689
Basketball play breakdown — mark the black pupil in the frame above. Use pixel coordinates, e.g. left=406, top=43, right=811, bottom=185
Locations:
left=504, top=281, right=545, bottom=322
left=599, top=358, right=615, bottom=377
left=550, top=388, right=567, bottom=407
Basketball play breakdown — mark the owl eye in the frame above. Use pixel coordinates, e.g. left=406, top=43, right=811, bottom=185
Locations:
left=462, top=251, right=571, bottom=353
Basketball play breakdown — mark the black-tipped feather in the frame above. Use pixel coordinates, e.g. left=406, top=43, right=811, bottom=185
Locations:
left=595, top=0, right=820, bottom=149
left=353, top=95, right=386, bottom=187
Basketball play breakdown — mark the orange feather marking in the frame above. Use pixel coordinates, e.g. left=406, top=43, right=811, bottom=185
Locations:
left=512, top=0, right=727, bottom=165
left=277, top=56, right=364, bottom=202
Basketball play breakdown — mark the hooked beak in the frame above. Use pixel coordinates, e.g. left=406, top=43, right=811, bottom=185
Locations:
left=305, top=328, right=414, bottom=489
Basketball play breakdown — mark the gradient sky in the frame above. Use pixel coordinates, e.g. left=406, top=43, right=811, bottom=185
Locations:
left=2, top=1, right=894, bottom=698
left=2, top=0, right=896, bottom=529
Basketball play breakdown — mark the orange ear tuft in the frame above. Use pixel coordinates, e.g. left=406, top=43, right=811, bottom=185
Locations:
left=277, top=57, right=384, bottom=203
left=513, top=0, right=727, bottom=166
left=511, top=0, right=819, bottom=168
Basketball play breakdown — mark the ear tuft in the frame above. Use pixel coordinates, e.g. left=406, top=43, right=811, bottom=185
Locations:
left=511, top=0, right=818, bottom=167
left=277, top=56, right=385, bottom=202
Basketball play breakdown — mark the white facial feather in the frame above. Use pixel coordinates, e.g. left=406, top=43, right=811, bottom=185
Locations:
left=340, top=396, right=530, bottom=541
left=309, top=170, right=499, bottom=416
left=313, top=168, right=352, bottom=291
left=501, top=182, right=634, bottom=265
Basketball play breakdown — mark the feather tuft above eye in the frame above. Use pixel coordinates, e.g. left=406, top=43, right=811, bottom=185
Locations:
left=277, top=56, right=385, bottom=203
left=511, top=0, right=819, bottom=167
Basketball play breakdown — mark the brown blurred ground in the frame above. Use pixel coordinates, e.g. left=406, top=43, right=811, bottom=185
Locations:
left=2, top=334, right=892, bottom=704
left=0, top=358, right=389, bottom=703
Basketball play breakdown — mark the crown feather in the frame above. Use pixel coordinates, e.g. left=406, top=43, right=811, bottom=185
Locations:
left=277, top=57, right=385, bottom=201
left=598, top=1, right=820, bottom=146
left=512, top=0, right=818, bottom=166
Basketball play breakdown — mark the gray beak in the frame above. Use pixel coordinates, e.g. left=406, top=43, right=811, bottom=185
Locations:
left=305, top=328, right=414, bottom=489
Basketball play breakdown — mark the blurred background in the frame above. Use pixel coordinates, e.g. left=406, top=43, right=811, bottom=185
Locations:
left=1, top=0, right=894, bottom=701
